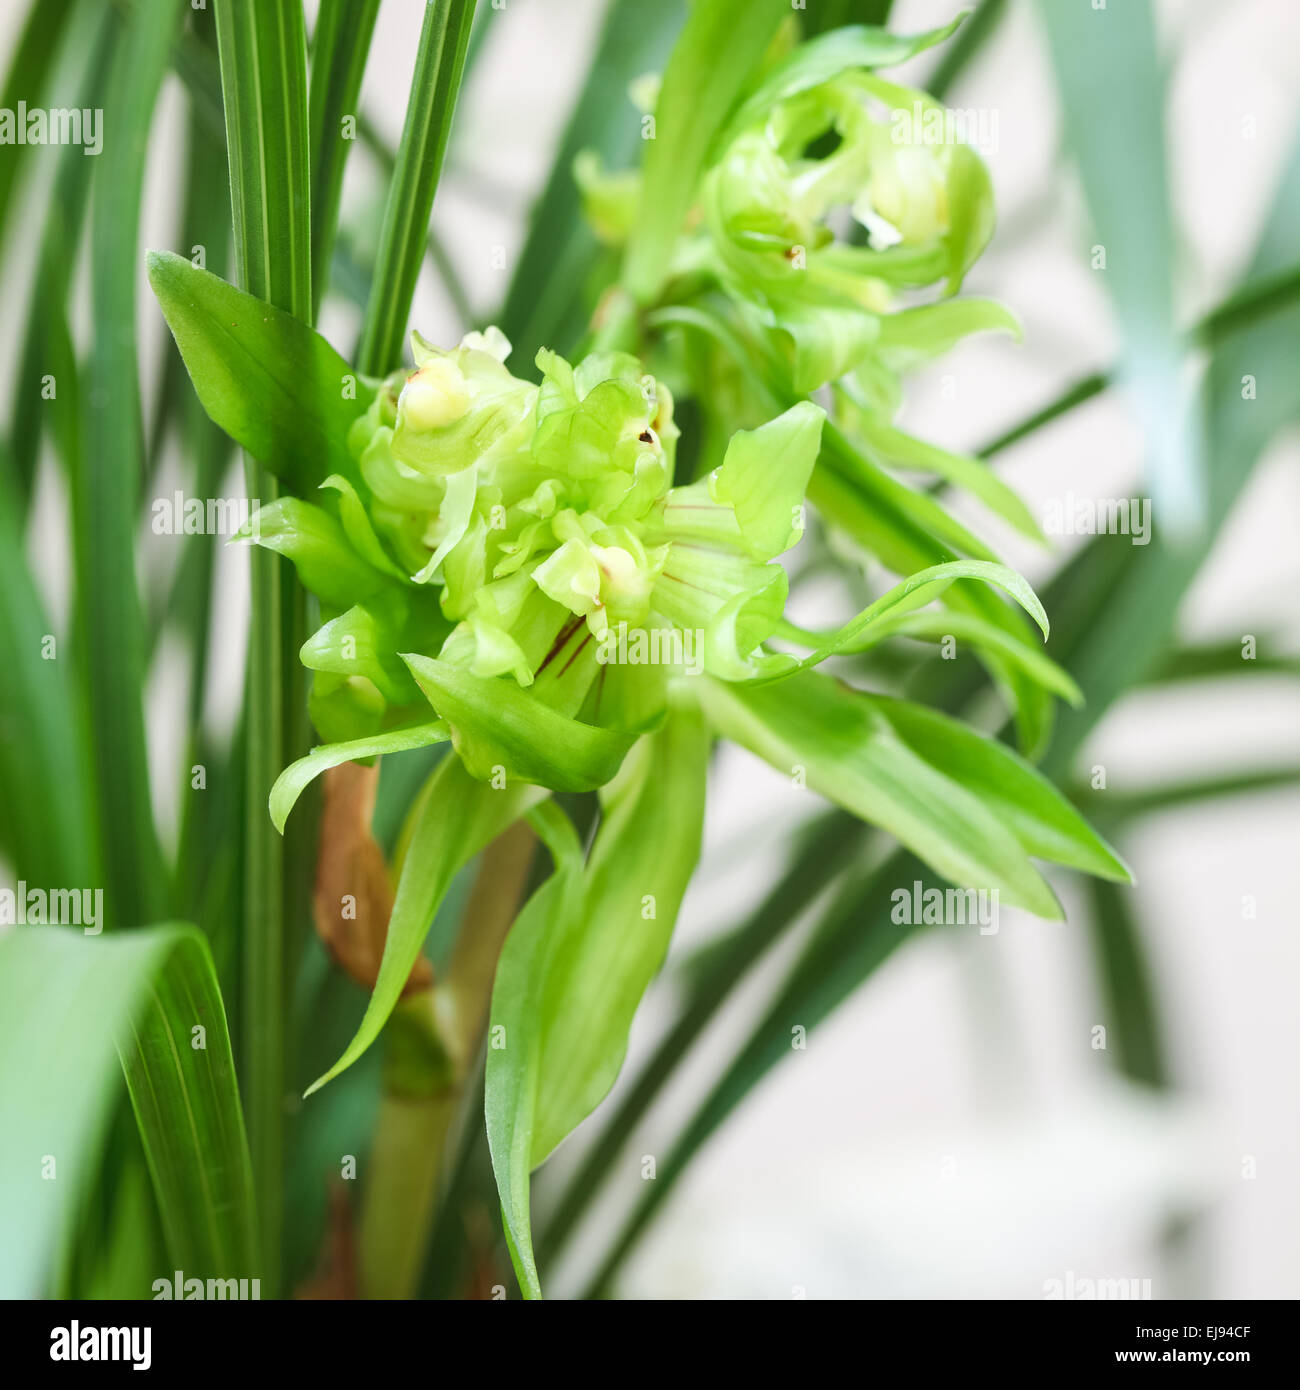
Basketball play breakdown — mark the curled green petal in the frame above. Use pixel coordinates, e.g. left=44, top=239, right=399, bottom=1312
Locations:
left=269, top=721, right=448, bottom=834
left=233, top=497, right=387, bottom=609
left=760, top=559, right=1049, bottom=686
left=403, top=652, right=636, bottom=792
left=710, top=400, right=825, bottom=558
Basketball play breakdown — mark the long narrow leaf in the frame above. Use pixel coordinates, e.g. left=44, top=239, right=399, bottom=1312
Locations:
left=0, top=0, right=75, bottom=243
left=213, top=0, right=315, bottom=1294
left=489, top=709, right=709, bottom=1296
left=622, top=0, right=787, bottom=302
left=307, top=0, right=381, bottom=315
left=700, top=670, right=1062, bottom=918
left=307, top=754, right=542, bottom=1096
left=355, top=0, right=477, bottom=375
left=498, top=0, right=687, bottom=363
left=0, top=448, right=99, bottom=888
left=73, top=0, right=182, bottom=927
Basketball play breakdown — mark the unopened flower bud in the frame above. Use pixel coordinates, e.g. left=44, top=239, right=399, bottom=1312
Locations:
left=399, top=358, right=470, bottom=432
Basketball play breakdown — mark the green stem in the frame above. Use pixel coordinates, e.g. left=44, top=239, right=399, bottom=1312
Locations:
left=214, top=0, right=314, bottom=1295
left=358, top=996, right=458, bottom=1299
left=359, top=819, right=536, bottom=1298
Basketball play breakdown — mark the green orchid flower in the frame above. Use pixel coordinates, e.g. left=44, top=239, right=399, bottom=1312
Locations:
left=237, top=328, right=827, bottom=793
left=145, top=8, right=1134, bottom=1305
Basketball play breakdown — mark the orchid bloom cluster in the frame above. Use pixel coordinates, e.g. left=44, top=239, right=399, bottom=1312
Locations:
left=581, top=39, right=1016, bottom=412
left=241, top=327, right=824, bottom=787
left=140, top=10, right=1140, bottom=1308
left=703, top=70, right=1003, bottom=394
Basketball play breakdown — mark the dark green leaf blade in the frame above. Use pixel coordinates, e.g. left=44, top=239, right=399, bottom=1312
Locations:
left=308, top=0, right=381, bottom=315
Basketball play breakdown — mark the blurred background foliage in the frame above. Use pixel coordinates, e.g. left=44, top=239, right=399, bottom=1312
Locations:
left=1, top=0, right=1297, bottom=1299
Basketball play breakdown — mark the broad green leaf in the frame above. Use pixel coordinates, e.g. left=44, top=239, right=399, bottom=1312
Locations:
left=355, top=0, right=477, bottom=374
left=147, top=250, right=364, bottom=496
left=0, top=926, right=256, bottom=1297
left=307, top=755, right=542, bottom=1095
left=485, top=802, right=586, bottom=1300
left=870, top=696, right=1130, bottom=882
left=701, top=669, right=1061, bottom=917
left=623, top=0, right=788, bottom=302
left=488, top=707, right=709, bottom=1296
left=404, top=652, right=637, bottom=793
left=269, top=721, right=449, bottom=833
